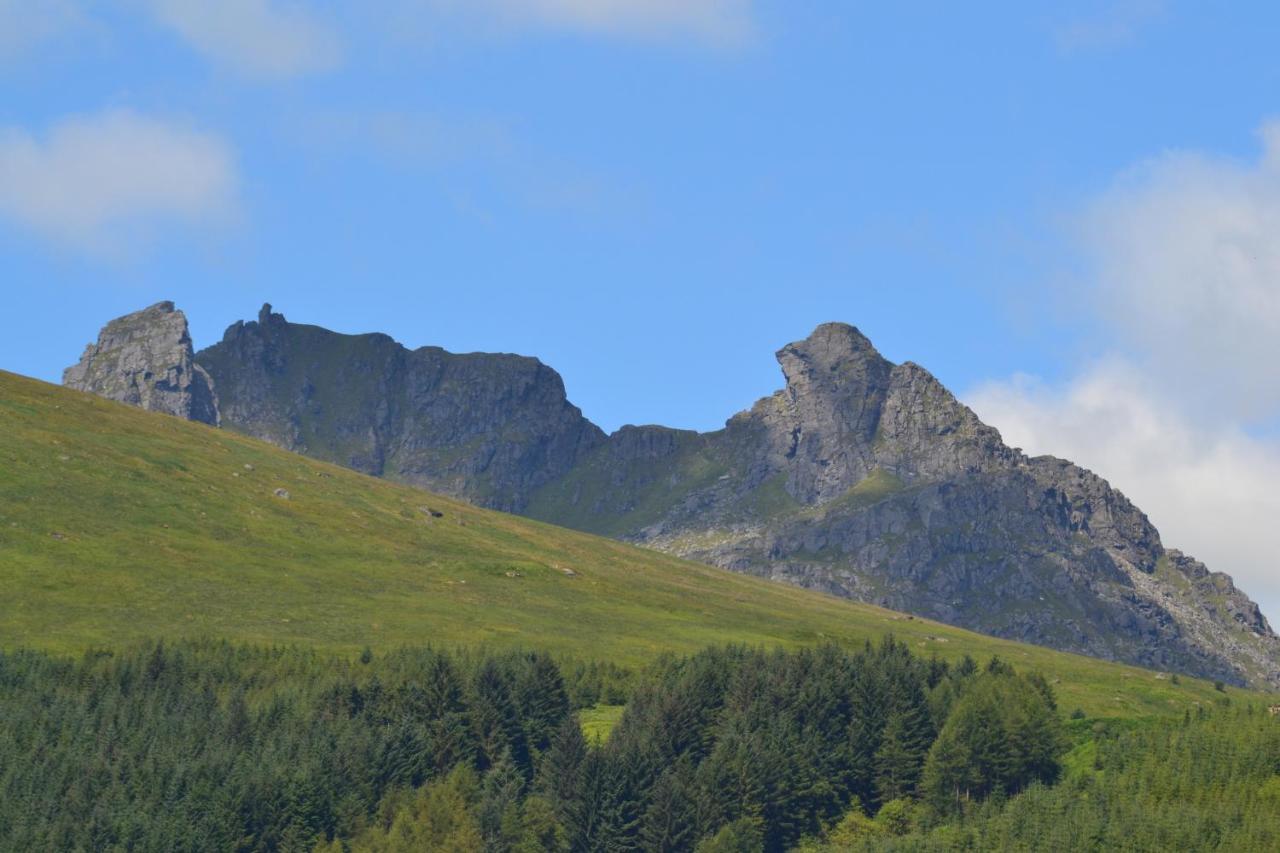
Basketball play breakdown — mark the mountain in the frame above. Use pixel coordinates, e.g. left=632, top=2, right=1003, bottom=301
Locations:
left=61, top=305, right=1280, bottom=687
left=527, top=323, right=1280, bottom=688
left=5, top=368, right=1249, bottom=718
left=194, top=304, right=602, bottom=512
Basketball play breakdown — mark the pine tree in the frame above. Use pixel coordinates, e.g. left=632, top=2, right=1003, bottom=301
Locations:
left=641, top=763, right=698, bottom=853
left=515, top=652, right=571, bottom=755
left=472, top=660, right=532, bottom=777
left=479, top=748, right=527, bottom=852
left=540, top=715, right=588, bottom=828
left=874, top=713, right=919, bottom=803
left=421, top=653, right=476, bottom=775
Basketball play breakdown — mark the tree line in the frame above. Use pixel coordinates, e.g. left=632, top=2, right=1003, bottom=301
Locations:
left=0, top=639, right=1065, bottom=851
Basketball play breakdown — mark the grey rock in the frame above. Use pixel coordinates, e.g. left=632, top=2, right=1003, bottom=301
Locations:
left=63, top=302, right=219, bottom=425
left=527, top=323, right=1280, bottom=688
left=194, top=305, right=604, bottom=513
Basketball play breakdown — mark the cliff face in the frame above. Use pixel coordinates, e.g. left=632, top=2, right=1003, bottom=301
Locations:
left=63, top=302, right=219, bottom=426
left=61, top=306, right=1280, bottom=687
left=193, top=305, right=604, bottom=512
left=526, top=323, right=1280, bottom=688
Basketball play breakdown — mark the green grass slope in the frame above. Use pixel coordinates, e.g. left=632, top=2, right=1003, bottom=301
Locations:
left=0, top=370, right=1267, bottom=716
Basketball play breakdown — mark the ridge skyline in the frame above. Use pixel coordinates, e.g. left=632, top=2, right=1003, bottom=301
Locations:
left=59, top=300, right=1280, bottom=686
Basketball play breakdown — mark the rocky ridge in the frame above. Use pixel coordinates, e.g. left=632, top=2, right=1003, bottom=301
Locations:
left=61, top=307, right=1280, bottom=687
left=193, top=305, right=603, bottom=512
left=63, top=302, right=219, bottom=426
left=525, top=323, right=1280, bottom=687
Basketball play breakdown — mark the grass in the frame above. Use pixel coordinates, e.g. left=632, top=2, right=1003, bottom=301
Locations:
left=579, top=705, right=626, bottom=743
left=816, top=467, right=907, bottom=514
left=0, top=370, right=1272, bottom=717
left=526, top=429, right=727, bottom=538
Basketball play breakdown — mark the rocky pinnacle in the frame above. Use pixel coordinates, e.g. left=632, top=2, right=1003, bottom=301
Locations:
left=63, top=301, right=219, bottom=426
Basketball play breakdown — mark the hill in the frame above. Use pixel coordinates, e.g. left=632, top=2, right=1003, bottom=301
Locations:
left=0, top=369, right=1268, bottom=716
left=65, top=302, right=1278, bottom=686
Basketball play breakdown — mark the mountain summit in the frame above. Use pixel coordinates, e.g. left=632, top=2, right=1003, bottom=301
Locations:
left=530, top=324, right=1278, bottom=687
left=63, top=301, right=219, bottom=426
left=63, top=305, right=1280, bottom=687
left=194, top=304, right=603, bottom=512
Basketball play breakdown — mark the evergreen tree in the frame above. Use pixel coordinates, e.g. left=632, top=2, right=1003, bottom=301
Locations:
left=874, top=713, right=919, bottom=803
left=479, top=748, right=526, bottom=852
left=472, top=659, right=532, bottom=777
left=515, top=652, right=571, bottom=755
left=641, top=762, right=698, bottom=853
left=540, top=715, right=589, bottom=830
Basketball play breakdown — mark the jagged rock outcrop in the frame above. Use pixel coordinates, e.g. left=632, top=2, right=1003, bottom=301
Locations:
left=62, top=306, right=1280, bottom=687
left=63, top=302, right=219, bottom=425
left=193, top=305, right=603, bottom=512
left=527, top=323, right=1280, bottom=688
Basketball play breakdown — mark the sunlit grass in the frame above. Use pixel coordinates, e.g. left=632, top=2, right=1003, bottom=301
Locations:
left=0, top=370, right=1271, bottom=717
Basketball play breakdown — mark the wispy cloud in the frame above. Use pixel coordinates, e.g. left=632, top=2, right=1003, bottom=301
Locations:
left=287, top=108, right=634, bottom=222
left=393, top=0, right=755, bottom=46
left=0, top=109, right=238, bottom=255
left=1054, top=0, right=1165, bottom=52
left=968, top=120, right=1280, bottom=622
left=142, top=0, right=341, bottom=78
left=0, top=0, right=86, bottom=61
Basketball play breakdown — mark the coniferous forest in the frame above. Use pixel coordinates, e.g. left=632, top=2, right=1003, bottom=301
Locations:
left=9, top=637, right=1274, bottom=852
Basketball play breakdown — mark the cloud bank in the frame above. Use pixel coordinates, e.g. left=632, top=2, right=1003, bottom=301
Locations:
left=0, top=110, right=238, bottom=254
left=1079, top=121, right=1280, bottom=421
left=970, top=121, right=1280, bottom=621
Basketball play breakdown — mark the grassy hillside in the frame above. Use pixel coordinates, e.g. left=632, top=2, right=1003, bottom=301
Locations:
left=0, top=370, right=1267, bottom=716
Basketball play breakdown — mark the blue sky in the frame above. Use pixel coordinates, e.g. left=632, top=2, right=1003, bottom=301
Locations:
left=3, top=1, right=1279, bottom=618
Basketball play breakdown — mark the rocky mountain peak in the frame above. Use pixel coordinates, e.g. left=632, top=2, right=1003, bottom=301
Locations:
left=747, top=324, right=1011, bottom=503
left=193, top=304, right=604, bottom=512
left=63, top=301, right=219, bottom=426
left=775, top=323, right=891, bottom=401
left=257, top=303, right=284, bottom=327
left=777, top=322, right=885, bottom=373
left=529, top=320, right=1280, bottom=688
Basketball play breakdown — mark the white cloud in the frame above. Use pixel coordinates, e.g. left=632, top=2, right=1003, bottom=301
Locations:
left=968, top=364, right=1280, bottom=624
left=1077, top=121, right=1280, bottom=422
left=0, top=110, right=237, bottom=254
left=0, top=0, right=85, bottom=60
left=400, top=0, right=754, bottom=46
left=143, top=0, right=340, bottom=78
left=966, top=120, right=1280, bottom=624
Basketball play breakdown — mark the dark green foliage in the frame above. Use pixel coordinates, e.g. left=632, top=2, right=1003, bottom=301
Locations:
left=0, top=642, right=570, bottom=852
left=848, top=706, right=1280, bottom=851
left=642, top=761, right=700, bottom=852
left=0, top=638, right=1069, bottom=852
left=554, top=639, right=1052, bottom=853
left=472, top=659, right=533, bottom=777
left=695, top=817, right=764, bottom=852
left=479, top=749, right=526, bottom=850
left=920, top=670, right=1064, bottom=812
